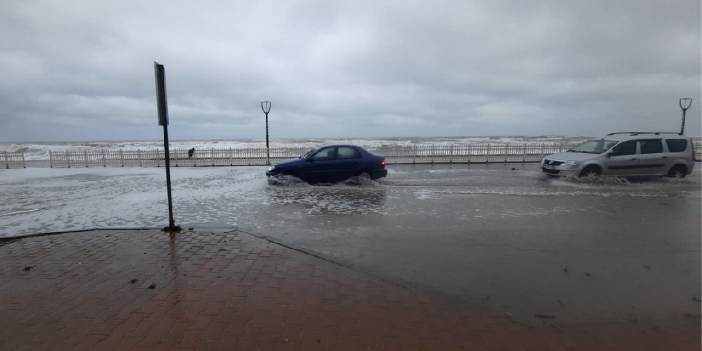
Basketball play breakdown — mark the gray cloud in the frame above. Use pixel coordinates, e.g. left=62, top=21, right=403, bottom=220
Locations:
left=0, top=0, right=699, bottom=142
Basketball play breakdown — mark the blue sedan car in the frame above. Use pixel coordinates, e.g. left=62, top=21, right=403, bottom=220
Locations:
left=266, top=145, right=387, bottom=184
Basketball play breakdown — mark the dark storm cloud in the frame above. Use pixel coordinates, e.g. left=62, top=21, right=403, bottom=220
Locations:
left=0, top=0, right=699, bottom=141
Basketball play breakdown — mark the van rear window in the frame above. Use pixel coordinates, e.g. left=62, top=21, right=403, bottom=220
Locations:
left=666, top=139, right=687, bottom=153
left=640, top=139, right=662, bottom=154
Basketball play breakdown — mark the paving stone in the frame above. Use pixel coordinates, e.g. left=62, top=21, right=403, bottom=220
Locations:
left=0, top=229, right=698, bottom=350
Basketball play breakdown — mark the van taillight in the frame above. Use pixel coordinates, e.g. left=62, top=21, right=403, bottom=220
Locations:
left=380, top=160, right=386, bottom=168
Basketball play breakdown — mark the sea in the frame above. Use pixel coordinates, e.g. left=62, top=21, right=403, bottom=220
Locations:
left=0, top=136, right=592, bottom=161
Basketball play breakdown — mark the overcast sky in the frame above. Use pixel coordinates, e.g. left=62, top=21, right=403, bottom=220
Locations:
left=1, top=0, right=700, bottom=142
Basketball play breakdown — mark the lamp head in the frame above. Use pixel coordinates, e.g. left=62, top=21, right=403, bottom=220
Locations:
left=261, top=101, right=272, bottom=114
left=679, top=97, right=693, bottom=110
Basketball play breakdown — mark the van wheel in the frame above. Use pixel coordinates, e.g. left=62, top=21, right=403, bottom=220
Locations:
left=579, top=165, right=601, bottom=178
left=667, top=165, right=687, bottom=178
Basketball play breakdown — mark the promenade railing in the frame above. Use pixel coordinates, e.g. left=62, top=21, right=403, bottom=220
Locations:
left=45, top=143, right=575, bottom=168
left=2, top=151, right=26, bottom=169
left=48, top=147, right=312, bottom=168
left=1, top=141, right=700, bottom=169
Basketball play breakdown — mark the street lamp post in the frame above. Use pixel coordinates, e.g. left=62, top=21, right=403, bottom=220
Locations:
left=679, top=98, right=693, bottom=135
left=261, top=101, right=272, bottom=165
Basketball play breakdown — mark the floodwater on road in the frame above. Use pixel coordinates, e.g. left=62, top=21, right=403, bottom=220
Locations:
left=1, top=163, right=700, bottom=328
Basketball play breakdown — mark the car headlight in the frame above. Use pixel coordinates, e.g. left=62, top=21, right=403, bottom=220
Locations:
left=267, top=166, right=275, bottom=172
left=562, top=161, right=578, bottom=168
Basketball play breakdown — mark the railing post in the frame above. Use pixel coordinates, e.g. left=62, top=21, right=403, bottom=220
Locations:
left=120, top=150, right=124, bottom=167
left=3, top=151, right=8, bottom=169
left=66, top=151, right=71, bottom=168
left=102, top=150, right=106, bottom=167
left=211, top=148, right=215, bottom=166
left=49, top=151, right=54, bottom=168
left=522, top=144, right=527, bottom=163
left=430, top=145, right=434, bottom=164
left=138, top=149, right=143, bottom=167
left=486, top=144, right=490, bottom=163
left=229, top=147, right=233, bottom=166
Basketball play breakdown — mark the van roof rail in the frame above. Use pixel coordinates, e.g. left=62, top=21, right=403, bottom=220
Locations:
left=606, top=131, right=682, bottom=136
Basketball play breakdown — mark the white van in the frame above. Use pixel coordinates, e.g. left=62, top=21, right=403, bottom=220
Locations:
left=541, top=132, right=696, bottom=178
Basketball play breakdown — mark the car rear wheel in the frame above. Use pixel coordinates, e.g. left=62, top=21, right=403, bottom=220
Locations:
left=348, top=171, right=372, bottom=185
left=667, top=165, right=687, bottom=178
left=579, top=165, right=601, bottom=178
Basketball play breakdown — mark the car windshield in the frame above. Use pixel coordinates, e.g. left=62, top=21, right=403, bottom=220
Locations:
left=300, top=148, right=316, bottom=159
left=568, top=139, right=617, bottom=154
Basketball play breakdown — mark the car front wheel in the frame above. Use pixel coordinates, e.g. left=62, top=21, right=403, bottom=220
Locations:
left=579, top=165, right=601, bottom=178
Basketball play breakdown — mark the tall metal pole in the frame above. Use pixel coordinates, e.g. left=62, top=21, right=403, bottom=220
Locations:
left=261, top=101, right=272, bottom=165
left=265, top=112, right=270, bottom=165
left=162, top=122, right=175, bottom=229
left=155, top=62, right=180, bottom=232
left=679, top=98, right=693, bottom=135
left=680, top=109, right=687, bottom=135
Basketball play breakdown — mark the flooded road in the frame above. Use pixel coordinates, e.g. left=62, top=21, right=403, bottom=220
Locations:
left=252, top=164, right=701, bottom=328
left=1, top=163, right=700, bottom=327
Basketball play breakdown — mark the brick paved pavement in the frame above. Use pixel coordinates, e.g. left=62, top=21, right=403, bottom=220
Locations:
left=0, top=229, right=698, bottom=351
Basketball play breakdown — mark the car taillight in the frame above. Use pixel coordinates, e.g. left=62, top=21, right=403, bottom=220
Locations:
left=380, top=160, right=386, bottom=169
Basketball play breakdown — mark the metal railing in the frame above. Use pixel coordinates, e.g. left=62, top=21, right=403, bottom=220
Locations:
left=373, top=143, right=571, bottom=164
left=45, top=144, right=573, bottom=168
left=2, top=151, right=26, bottom=169
left=1, top=141, right=700, bottom=169
left=48, top=147, right=312, bottom=168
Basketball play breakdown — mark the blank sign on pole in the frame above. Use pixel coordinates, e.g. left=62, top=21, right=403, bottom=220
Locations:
left=153, top=61, right=179, bottom=233
left=154, top=62, right=169, bottom=126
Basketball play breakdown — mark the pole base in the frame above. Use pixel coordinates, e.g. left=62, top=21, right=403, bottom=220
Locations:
left=161, top=225, right=182, bottom=233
